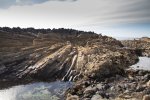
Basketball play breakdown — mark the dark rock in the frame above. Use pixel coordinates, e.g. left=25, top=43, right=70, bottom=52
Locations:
left=143, top=87, right=150, bottom=94
left=103, top=84, right=110, bottom=90
left=143, top=74, right=150, bottom=82
left=98, top=91, right=109, bottom=99
left=136, top=86, right=145, bottom=92
left=137, top=66, right=139, bottom=68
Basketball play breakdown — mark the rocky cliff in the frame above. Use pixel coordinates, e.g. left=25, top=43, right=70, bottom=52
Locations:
left=0, top=27, right=138, bottom=84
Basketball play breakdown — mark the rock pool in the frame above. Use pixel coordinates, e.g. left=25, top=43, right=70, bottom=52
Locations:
left=130, top=57, right=150, bottom=70
left=0, top=81, right=73, bottom=100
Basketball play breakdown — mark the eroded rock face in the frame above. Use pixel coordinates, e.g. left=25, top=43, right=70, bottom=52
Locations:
left=121, top=37, right=150, bottom=57
left=0, top=27, right=138, bottom=83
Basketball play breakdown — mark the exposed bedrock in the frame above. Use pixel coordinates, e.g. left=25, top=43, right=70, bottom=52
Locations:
left=121, top=37, right=150, bottom=57
left=0, top=28, right=138, bottom=83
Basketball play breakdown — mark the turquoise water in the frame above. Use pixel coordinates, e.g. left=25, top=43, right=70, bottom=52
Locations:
left=0, top=81, right=73, bottom=100
left=130, top=57, right=150, bottom=70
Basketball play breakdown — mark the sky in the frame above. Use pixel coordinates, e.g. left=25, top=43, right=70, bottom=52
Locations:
left=0, top=0, right=150, bottom=38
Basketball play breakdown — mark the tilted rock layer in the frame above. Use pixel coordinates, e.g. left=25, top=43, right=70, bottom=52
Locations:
left=0, top=27, right=138, bottom=82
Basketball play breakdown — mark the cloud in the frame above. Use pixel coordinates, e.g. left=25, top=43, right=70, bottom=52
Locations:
left=0, top=0, right=149, bottom=37
left=0, top=0, right=76, bottom=8
left=81, top=0, right=150, bottom=27
left=0, top=0, right=16, bottom=8
left=0, top=0, right=149, bottom=26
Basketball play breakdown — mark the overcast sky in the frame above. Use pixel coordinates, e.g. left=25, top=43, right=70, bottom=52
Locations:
left=0, top=0, right=150, bottom=38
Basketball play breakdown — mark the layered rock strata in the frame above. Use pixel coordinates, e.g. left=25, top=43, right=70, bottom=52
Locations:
left=0, top=27, right=138, bottom=84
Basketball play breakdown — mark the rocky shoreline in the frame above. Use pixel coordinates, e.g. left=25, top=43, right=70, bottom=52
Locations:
left=66, top=69, right=150, bottom=100
left=121, top=37, right=150, bottom=57
left=0, top=27, right=149, bottom=100
left=0, top=27, right=138, bottom=83
left=66, top=37, right=150, bottom=100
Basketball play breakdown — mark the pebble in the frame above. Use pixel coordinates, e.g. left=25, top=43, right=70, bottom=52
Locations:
left=137, top=66, right=139, bottom=68
left=146, top=80, right=150, bottom=87
left=83, top=98, right=91, bottom=100
left=110, top=86, right=115, bottom=91
left=124, top=90, right=130, bottom=94
left=66, top=94, right=79, bottom=100
left=143, top=74, right=150, bottom=82
left=96, top=83, right=103, bottom=90
left=98, top=91, right=109, bottom=99
left=91, top=94, right=102, bottom=100
left=103, top=84, right=110, bottom=90
left=83, top=86, right=96, bottom=98
left=84, top=86, right=97, bottom=94
left=138, top=70, right=144, bottom=76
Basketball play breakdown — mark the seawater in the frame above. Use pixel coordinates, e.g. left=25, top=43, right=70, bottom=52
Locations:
left=0, top=81, right=73, bottom=100
left=130, top=57, right=150, bottom=70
